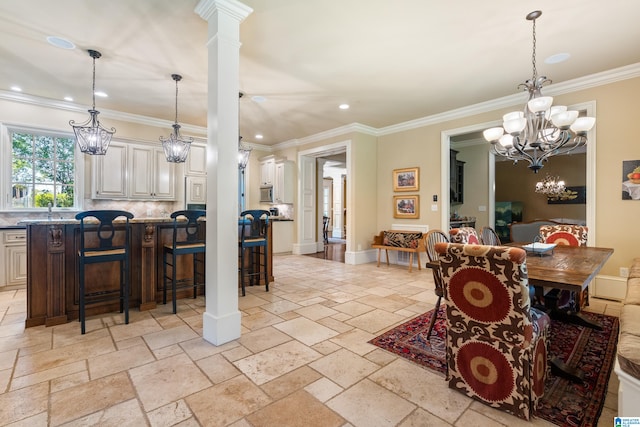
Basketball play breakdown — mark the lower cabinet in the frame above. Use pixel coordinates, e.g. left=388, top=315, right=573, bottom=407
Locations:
left=0, top=229, right=27, bottom=288
left=272, top=221, right=293, bottom=253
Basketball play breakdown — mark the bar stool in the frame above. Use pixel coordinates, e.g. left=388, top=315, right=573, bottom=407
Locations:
left=162, top=210, right=206, bottom=314
left=76, top=210, right=134, bottom=334
left=238, top=210, right=269, bottom=296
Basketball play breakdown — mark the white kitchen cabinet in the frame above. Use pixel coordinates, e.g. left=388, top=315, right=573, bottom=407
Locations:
left=185, top=144, right=207, bottom=175
left=186, top=176, right=207, bottom=205
left=92, top=142, right=128, bottom=199
left=129, top=145, right=175, bottom=200
left=260, top=157, right=275, bottom=186
left=0, top=229, right=27, bottom=288
left=272, top=221, right=294, bottom=253
left=92, top=141, right=175, bottom=200
left=274, top=160, right=294, bottom=204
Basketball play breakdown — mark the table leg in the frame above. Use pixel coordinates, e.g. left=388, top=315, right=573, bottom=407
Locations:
left=539, top=287, right=603, bottom=330
left=550, top=356, right=585, bottom=383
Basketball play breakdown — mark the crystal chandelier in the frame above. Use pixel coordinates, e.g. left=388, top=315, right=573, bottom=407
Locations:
left=535, top=175, right=565, bottom=196
left=483, top=11, right=596, bottom=173
left=161, top=74, right=193, bottom=163
left=70, top=50, right=115, bottom=155
left=238, top=92, right=252, bottom=169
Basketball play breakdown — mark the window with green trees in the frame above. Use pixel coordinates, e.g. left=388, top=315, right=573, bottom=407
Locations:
left=11, top=131, right=76, bottom=209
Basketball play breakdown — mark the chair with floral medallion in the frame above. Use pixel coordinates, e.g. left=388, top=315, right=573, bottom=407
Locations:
left=449, top=227, right=480, bottom=244
left=435, top=242, right=550, bottom=420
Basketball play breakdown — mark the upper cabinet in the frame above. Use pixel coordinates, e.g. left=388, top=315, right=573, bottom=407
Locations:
left=185, top=144, right=207, bottom=176
left=260, top=157, right=275, bottom=186
left=274, top=160, right=294, bottom=204
left=92, top=141, right=175, bottom=200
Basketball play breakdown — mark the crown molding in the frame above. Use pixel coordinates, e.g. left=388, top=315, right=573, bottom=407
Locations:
left=273, top=122, right=378, bottom=151
left=378, top=62, right=640, bottom=136
left=0, top=90, right=208, bottom=136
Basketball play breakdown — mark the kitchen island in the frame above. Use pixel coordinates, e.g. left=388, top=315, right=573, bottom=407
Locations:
left=21, top=217, right=272, bottom=328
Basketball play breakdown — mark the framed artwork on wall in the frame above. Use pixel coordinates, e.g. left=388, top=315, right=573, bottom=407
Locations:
left=393, top=167, right=419, bottom=192
left=393, top=195, right=419, bottom=219
left=622, top=160, right=640, bottom=200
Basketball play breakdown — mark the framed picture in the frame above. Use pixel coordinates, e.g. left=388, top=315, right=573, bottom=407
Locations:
left=393, top=195, right=419, bottom=219
left=622, top=159, right=640, bottom=200
left=393, top=167, right=419, bottom=192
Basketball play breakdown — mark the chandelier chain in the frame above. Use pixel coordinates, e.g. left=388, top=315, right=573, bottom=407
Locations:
left=91, top=55, right=96, bottom=110
left=174, top=78, right=179, bottom=125
left=531, top=18, right=537, bottom=80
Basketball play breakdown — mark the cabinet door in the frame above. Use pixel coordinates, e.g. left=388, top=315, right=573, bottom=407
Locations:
left=92, top=142, right=128, bottom=199
left=261, top=159, right=275, bottom=186
left=185, top=144, right=207, bottom=175
left=274, top=161, right=294, bottom=204
left=129, top=145, right=154, bottom=199
left=186, top=176, right=207, bottom=204
left=153, top=148, right=175, bottom=200
left=6, top=245, right=27, bottom=286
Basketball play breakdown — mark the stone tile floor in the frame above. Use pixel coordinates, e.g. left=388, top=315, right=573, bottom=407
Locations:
left=0, top=254, right=622, bottom=426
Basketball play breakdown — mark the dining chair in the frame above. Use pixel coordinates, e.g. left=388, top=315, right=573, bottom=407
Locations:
left=449, top=227, right=480, bottom=244
left=539, top=224, right=589, bottom=308
left=322, top=215, right=330, bottom=244
left=75, top=210, right=134, bottom=334
left=239, top=210, right=270, bottom=297
left=435, top=242, right=550, bottom=420
left=481, top=226, right=501, bottom=246
left=162, top=210, right=206, bottom=314
left=424, top=229, right=449, bottom=340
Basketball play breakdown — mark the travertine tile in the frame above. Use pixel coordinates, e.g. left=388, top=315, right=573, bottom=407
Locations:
left=260, top=366, right=323, bottom=400
left=345, top=308, right=406, bottom=334
left=142, top=324, right=199, bottom=350
left=11, top=360, right=85, bottom=390
left=88, top=343, right=155, bottom=379
left=57, top=398, right=146, bottom=427
left=273, top=317, right=339, bottom=346
left=246, top=389, right=345, bottom=427
left=129, top=353, right=212, bottom=411
left=49, top=372, right=135, bottom=425
left=234, top=340, right=322, bottom=385
left=196, top=354, right=241, bottom=384
left=310, top=348, right=379, bottom=388
left=327, top=379, right=416, bottom=426
left=305, top=377, right=344, bottom=402
left=186, top=376, right=271, bottom=426
left=147, top=399, right=193, bottom=427
left=237, top=325, right=292, bottom=353
left=0, top=382, right=48, bottom=425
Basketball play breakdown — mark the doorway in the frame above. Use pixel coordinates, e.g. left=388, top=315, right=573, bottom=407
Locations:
left=295, top=140, right=351, bottom=260
left=440, top=100, right=596, bottom=242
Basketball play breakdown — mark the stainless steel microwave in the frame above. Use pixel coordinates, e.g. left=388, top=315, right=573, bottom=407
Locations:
left=259, top=185, right=273, bottom=203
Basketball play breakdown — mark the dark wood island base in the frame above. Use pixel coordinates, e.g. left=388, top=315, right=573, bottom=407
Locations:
left=23, top=218, right=272, bottom=328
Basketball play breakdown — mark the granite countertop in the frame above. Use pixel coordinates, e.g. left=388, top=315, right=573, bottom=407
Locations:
left=18, top=217, right=176, bottom=225
left=0, top=225, right=27, bottom=230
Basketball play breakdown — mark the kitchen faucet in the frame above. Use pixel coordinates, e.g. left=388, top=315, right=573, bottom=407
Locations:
left=47, top=202, right=52, bottom=220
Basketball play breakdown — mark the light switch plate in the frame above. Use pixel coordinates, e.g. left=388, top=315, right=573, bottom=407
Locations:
left=431, top=204, right=438, bottom=211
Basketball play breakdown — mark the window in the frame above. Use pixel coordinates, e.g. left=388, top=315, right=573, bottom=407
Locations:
left=10, top=130, right=77, bottom=209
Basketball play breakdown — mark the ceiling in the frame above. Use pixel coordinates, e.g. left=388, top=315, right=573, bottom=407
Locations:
left=1, top=0, right=640, bottom=147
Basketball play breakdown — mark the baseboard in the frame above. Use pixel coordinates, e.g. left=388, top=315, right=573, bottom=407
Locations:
left=345, top=249, right=377, bottom=265
left=591, top=275, right=627, bottom=301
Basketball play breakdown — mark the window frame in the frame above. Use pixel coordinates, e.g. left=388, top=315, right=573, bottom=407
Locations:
left=1, top=124, right=84, bottom=212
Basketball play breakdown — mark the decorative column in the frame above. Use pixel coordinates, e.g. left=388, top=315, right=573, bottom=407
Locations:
left=195, top=0, right=252, bottom=345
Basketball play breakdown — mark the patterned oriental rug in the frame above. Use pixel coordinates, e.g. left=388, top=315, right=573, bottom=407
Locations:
left=369, top=307, right=619, bottom=427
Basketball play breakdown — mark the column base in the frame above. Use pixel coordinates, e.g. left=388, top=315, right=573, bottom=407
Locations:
left=202, top=310, right=241, bottom=346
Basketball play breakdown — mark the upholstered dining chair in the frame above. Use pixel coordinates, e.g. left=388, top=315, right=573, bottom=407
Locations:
left=539, top=224, right=589, bottom=308
left=435, top=242, right=550, bottom=420
left=481, top=226, right=501, bottom=246
left=424, top=229, right=449, bottom=340
left=449, top=227, right=480, bottom=244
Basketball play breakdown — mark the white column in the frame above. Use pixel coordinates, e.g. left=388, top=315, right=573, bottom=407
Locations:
left=195, top=0, right=252, bottom=345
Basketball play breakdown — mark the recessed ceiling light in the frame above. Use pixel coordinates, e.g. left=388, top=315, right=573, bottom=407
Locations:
left=10, top=86, right=22, bottom=92
left=64, top=96, right=73, bottom=102
left=94, top=91, right=108, bottom=98
left=251, top=95, right=266, bottom=103
left=545, top=53, right=570, bottom=64
left=255, top=134, right=263, bottom=140
left=339, top=104, right=350, bottom=110
left=46, top=36, right=75, bottom=50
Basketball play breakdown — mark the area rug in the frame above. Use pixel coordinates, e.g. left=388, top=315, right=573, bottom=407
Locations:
left=369, top=307, right=619, bottom=427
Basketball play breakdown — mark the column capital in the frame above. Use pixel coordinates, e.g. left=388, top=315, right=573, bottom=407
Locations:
left=195, top=0, right=253, bottom=22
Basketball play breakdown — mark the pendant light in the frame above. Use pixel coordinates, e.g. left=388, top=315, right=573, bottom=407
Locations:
left=70, top=49, right=115, bottom=155
left=161, top=74, right=193, bottom=163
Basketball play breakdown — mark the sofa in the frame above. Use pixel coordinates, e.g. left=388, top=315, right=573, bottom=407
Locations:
left=615, top=258, right=640, bottom=416
left=509, top=218, right=586, bottom=243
